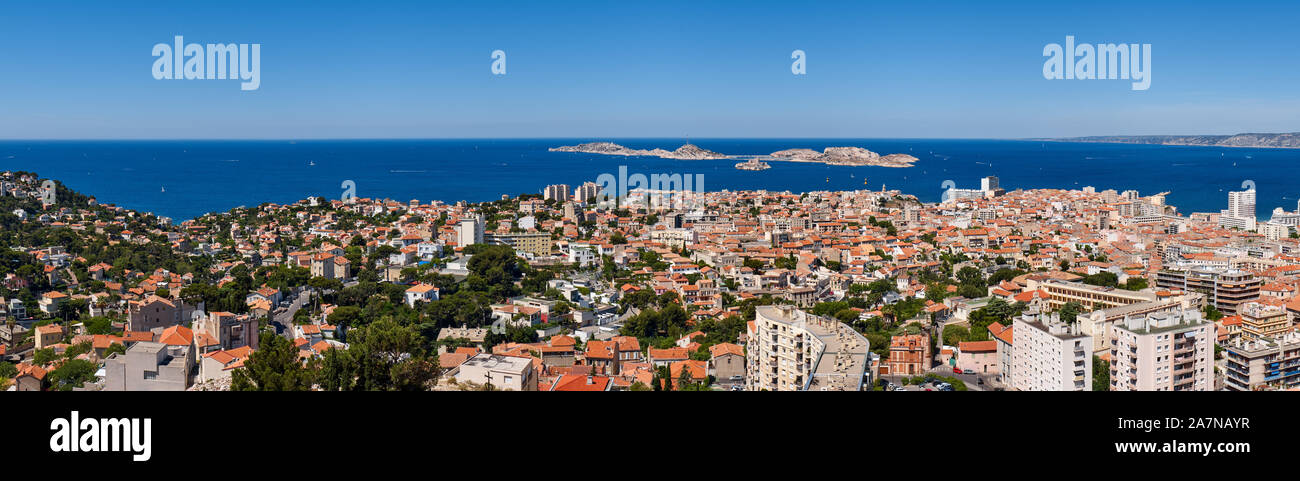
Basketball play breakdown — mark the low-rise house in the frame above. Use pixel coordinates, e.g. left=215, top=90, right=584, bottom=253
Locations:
left=455, top=353, right=537, bottom=391
left=404, top=283, right=440, bottom=307
left=35, top=323, right=65, bottom=350
left=198, top=345, right=253, bottom=384
left=127, top=295, right=182, bottom=333
left=103, top=341, right=193, bottom=391
left=14, top=362, right=48, bottom=391
left=647, top=347, right=690, bottom=367
left=549, top=373, right=612, bottom=391
left=709, top=343, right=745, bottom=381
left=956, top=340, right=999, bottom=375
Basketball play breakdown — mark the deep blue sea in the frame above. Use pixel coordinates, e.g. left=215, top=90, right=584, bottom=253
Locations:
left=1, top=139, right=1296, bottom=222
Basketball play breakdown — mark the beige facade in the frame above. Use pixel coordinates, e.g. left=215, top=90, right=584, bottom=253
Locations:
left=1031, top=280, right=1156, bottom=311
left=1109, top=310, right=1214, bottom=391
left=1239, top=302, right=1289, bottom=341
left=486, top=232, right=553, bottom=257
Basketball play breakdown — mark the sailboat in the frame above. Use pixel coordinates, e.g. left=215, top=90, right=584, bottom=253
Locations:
left=309, top=160, right=316, bottom=166
left=160, top=186, right=166, bottom=193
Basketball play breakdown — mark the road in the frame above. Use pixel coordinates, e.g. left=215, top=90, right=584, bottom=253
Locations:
left=271, top=289, right=311, bottom=340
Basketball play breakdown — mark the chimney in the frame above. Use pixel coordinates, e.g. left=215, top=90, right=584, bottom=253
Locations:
left=586, top=375, right=593, bottom=385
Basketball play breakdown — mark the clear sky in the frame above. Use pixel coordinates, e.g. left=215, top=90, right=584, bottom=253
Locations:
left=2, top=0, right=1298, bottom=139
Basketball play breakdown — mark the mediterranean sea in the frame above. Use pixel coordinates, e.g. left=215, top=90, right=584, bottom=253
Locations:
left=1, top=139, right=1295, bottom=223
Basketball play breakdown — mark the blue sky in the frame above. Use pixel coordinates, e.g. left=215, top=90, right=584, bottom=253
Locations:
left=1, top=0, right=1297, bottom=139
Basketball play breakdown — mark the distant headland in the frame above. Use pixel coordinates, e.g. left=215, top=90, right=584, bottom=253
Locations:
left=549, top=142, right=919, bottom=168
left=1036, top=132, right=1300, bottom=149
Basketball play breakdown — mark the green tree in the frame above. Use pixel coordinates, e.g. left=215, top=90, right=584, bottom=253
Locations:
left=103, top=343, right=126, bottom=358
left=231, top=332, right=315, bottom=391
left=48, top=358, right=97, bottom=391
left=345, top=319, right=441, bottom=391
left=1093, top=355, right=1110, bottom=391
left=33, top=348, right=57, bottom=365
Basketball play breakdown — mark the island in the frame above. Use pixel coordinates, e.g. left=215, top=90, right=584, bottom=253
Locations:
left=548, top=142, right=728, bottom=160
left=768, top=147, right=918, bottom=167
left=550, top=142, right=918, bottom=167
left=734, top=158, right=771, bottom=171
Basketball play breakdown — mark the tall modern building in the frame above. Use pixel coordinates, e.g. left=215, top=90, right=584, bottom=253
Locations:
left=1011, top=311, right=1092, bottom=391
left=981, top=176, right=999, bottom=192
left=574, top=181, right=601, bottom=204
left=457, top=215, right=484, bottom=247
left=1220, top=188, right=1257, bottom=230
left=1109, top=310, right=1215, bottom=391
left=543, top=184, right=571, bottom=202
left=745, top=305, right=870, bottom=391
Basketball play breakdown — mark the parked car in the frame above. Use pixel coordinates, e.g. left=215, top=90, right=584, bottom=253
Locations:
left=952, top=367, right=963, bottom=374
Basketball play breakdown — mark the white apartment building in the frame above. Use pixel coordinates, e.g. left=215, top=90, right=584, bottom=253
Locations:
left=574, top=181, right=601, bottom=203
left=543, top=184, right=571, bottom=201
left=649, top=228, right=697, bottom=249
left=1011, top=312, right=1092, bottom=391
left=457, top=216, right=484, bottom=247
left=1220, top=188, right=1257, bottom=231
left=745, top=305, right=870, bottom=391
left=1258, top=221, right=1291, bottom=240
left=1109, top=310, right=1215, bottom=391
left=981, top=176, right=1000, bottom=192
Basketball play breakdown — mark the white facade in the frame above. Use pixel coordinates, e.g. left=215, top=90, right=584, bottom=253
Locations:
left=457, top=216, right=484, bottom=247
left=1011, top=312, right=1092, bottom=391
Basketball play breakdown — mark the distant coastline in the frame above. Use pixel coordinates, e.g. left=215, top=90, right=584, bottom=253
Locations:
left=1034, top=132, right=1300, bottom=149
left=549, top=142, right=918, bottom=167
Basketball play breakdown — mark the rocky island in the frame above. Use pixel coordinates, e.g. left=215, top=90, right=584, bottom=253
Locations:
left=551, top=142, right=918, bottom=167
left=769, top=147, right=918, bottom=167
left=734, top=158, right=771, bottom=171
left=549, top=142, right=728, bottom=160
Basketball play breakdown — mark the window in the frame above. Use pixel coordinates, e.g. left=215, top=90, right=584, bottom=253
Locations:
left=143, top=370, right=157, bottom=380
